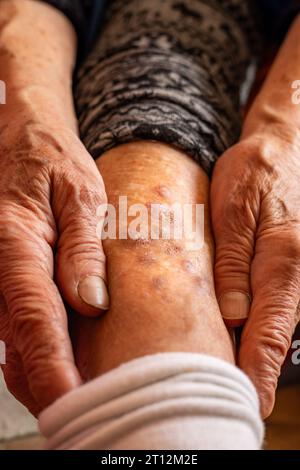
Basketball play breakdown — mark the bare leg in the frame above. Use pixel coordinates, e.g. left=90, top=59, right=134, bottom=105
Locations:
left=73, top=141, right=234, bottom=379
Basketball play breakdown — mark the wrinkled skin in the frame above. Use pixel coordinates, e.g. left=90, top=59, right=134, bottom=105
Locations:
left=0, top=121, right=107, bottom=415
left=212, top=126, right=300, bottom=418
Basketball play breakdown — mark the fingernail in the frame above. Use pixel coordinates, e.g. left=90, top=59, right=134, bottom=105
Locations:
left=219, top=291, right=250, bottom=326
left=78, top=276, right=109, bottom=310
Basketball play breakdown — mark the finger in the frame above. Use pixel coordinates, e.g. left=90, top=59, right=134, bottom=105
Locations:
left=53, top=167, right=109, bottom=316
left=0, top=294, right=38, bottom=414
left=211, top=160, right=259, bottom=326
left=239, top=231, right=300, bottom=418
left=0, top=227, right=82, bottom=410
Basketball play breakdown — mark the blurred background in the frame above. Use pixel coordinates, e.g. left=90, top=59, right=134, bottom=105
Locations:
left=0, top=373, right=43, bottom=450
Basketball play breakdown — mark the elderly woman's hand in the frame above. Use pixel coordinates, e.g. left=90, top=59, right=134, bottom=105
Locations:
left=212, top=124, right=300, bottom=418
left=0, top=0, right=108, bottom=415
left=211, top=10, right=300, bottom=418
left=0, top=119, right=108, bottom=415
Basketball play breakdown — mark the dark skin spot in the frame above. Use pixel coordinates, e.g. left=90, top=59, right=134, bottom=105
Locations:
left=136, top=251, right=157, bottom=266
left=181, top=259, right=212, bottom=295
left=164, top=241, right=183, bottom=255
left=152, top=276, right=164, bottom=290
left=24, top=120, right=35, bottom=127
left=182, top=259, right=197, bottom=274
left=132, top=237, right=151, bottom=246
left=193, top=276, right=212, bottom=295
left=121, top=237, right=152, bottom=250
left=194, top=276, right=205, bottom=288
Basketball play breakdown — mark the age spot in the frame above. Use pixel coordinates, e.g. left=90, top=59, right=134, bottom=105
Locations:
left=194, top=276, right=212, bottom=295
left=164, top=241, right=183, bottom=256
left=137, top=251, right=157, bottom=266
left=182, top=259, right=197, bottom=274
left=123, top=237, right=152, bottom=250
left=133, top=237, right=151, bottom=246
left=152, top=276, right=165, bottom=290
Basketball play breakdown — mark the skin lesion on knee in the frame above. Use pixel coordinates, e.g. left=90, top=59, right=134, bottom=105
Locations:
left=72, top=142, right=235, bottom=380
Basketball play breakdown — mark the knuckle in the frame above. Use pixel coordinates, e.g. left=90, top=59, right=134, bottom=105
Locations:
left=6, top=282, right=63, bottom=344
left=54, top=166, right=107, bottom=223
left=23, top=347, right=58, bottom=379
left=284, top=232, right=300, bottom=257
left=260, top=331, right=290, bottom=368
left=216, top=243, right=252, bottom=269
left=232, top=138, right=277, bottom=177
left=224, top=188, right=258, bottom=227
left=244, top=315, right=292, bottom=371
left=11, top=311, right=45, bottom=349
left=11, top=310, right=64, bottom=366
left=78, top=183, right=107, bottom=211
left=271, top=235, right=300, bottom=261
left=213, top=186, right=258, bottom=238
left=256, top=233, right=300, bottom=280
left=0, top=156, right=51, bottom=208
left=57, top=234, right=105, bottom=266
left=0, top=204, right=49, bottom=251
left=0, top=207, right=24, bottom=242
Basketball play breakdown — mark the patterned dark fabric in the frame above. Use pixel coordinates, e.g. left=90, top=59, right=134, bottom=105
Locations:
left=74, top=0, right=260, bottom=174
left=39, top=0, right=300, bottom=173
left=40, top=0, right=300, bottom=53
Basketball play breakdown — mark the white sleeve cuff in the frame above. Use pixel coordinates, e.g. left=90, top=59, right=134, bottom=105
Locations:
left=39, top=352, right=264, bottom=450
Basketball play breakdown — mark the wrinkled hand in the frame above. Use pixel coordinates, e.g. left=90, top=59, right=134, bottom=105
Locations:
left=0, top=120, right=108, bottom=415
left=211, top=126, right=300, bottom=418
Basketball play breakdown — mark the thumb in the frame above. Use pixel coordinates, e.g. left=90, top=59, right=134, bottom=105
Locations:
left=211, top=166, right=258, bottom=327
left=239, top=231, right=300, bottom=418
left=54, top=169, right=109, bottom=316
